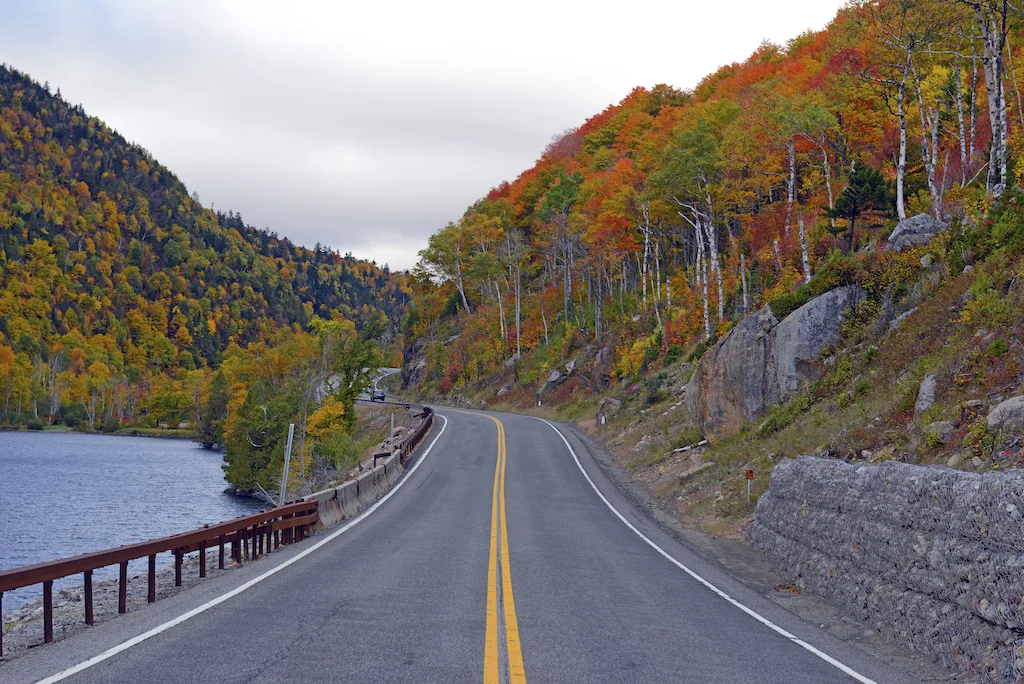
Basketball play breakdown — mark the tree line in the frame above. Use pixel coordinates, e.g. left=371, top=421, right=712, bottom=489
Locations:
left=0, top=64, right=404, bottom=490
left=407, top=0, right=1021, bottom=394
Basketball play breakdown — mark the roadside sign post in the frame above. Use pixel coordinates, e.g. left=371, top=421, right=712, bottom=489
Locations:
left=279, top=423, right=295, bottom=506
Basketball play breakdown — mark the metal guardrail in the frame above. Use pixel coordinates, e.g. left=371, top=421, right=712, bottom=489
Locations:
left=370, top=405, right=434, bottom=466
left=400, top=407, right=433, bottom=463
left=0, top=500, right=318, bottom=655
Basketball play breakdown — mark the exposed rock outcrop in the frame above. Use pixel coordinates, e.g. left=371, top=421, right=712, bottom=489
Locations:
left=686, top=286, right=863, bottom=441
left=887, top=213, right=946, bottom=251
left=401, top=337, right=427, bottom=390
left=537, top=369, right=562, bottom=397
left=915, top=373, right=937, bottom=417
left=768, top=286, right=865, bottom=405
left=988, top=395, right=1024, bottom=436
left=537, top=358, right=579, bottom=397
left=597, top=396, right=622, bottom=416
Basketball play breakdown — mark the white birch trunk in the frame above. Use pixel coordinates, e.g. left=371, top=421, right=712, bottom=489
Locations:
left=955, top=62, right=969, bottom=185
left=799, top=218, right=811, bottom=284
left=696, top=230, right=710, bottom=341
left=896, top=68, right=908, bottom=220
left=741, top=253, right=749, bottom=314
left=785, top=137, right=796, bottom=235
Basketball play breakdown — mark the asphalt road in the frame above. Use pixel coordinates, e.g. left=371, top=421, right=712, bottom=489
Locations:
left=2, top=408, right=925, bottom=684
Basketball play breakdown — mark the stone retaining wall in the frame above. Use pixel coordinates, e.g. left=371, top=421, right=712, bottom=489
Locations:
left=750, top=457, right=1024, bottom=682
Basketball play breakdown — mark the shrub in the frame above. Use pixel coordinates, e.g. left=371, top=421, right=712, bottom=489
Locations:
left=59, top=403, right=88, bottom=428
left=757, top=392, right=814, bottom=437
left=27, top=418, right=44, bottom=430
left=986, top=339, right=1009, bottom=358
left=643, top=376, right=666, bottom=405
left=664, top=345, right=683, bottom=366
left=989, top=196, right=1024, bottom=254
left=687, top=337, right=715, bottom=363
left=768, top=259, right=843, bottom=318
left=671, top=425, right=705, bottom=449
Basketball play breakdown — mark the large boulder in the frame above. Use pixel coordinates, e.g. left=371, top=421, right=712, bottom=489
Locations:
left=987, top=395, right=1024, bottom=436
left=768, top=286, right=864, bottom=405
left=686, top=305, right=779, bottom=442
left=537, top=369, right=563, bottom=397
left=915, top=374, right=937, bottom=417
left=597, top=396, right=622, bottom=416
left=888, top=213, right=946, bottom=252
left=687, top=286, right=863, bottom=442
left=401, top=337, right=427, bottom=390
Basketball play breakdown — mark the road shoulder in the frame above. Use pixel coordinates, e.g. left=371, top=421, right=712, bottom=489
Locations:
left=559, top=421, right=973, bottom=684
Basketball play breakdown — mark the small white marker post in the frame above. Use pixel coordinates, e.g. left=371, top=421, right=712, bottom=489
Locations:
left=279, top=423, right=295, bottom=506
left=746, top=469, right=754, bottom=507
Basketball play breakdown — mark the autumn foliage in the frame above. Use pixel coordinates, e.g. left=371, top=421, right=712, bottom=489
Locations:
left=407, top=1, right=1022, bottom=399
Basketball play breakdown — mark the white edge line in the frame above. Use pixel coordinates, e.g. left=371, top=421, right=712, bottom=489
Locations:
left=534, top=417, right=878, bottom=684
left=34, top=414, right=450, bottom=684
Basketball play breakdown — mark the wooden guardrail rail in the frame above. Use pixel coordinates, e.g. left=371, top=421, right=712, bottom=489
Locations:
left=0, top=499, right=318, bottom=654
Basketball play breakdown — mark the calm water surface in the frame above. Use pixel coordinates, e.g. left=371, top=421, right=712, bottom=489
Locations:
left=0, top=431, right=262, bottom=609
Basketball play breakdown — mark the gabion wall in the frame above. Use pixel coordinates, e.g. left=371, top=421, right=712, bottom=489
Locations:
left=749, top=457, right=1024, bottom=682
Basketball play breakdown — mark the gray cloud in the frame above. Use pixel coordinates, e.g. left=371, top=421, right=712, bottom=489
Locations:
left=0, top=0, right=845, bottom=269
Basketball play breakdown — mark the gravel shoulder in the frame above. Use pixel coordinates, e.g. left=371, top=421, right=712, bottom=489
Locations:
left=563, top=421, right=977, bottom=684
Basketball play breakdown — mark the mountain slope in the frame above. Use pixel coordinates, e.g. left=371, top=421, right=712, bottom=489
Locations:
left=0, top=65, right=408, bottom=364
left=0, top=64, right=408, bottom=427
left=402, top=0, right=1020, bottom=407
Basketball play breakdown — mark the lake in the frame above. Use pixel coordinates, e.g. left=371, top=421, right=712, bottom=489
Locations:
left=0, top=431, right=263, bottom=610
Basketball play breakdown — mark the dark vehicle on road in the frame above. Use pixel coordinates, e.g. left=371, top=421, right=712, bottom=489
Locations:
left=372, top=389, right=386, bottom=402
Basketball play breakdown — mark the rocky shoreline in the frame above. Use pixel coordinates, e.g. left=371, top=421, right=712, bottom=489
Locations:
left=1, top=552, right=247, bottom=662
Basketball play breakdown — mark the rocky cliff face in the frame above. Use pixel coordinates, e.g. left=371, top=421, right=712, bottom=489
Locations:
left=401, top=337, right=427, bottom=391
left=686, top=286, right=864, bottom=441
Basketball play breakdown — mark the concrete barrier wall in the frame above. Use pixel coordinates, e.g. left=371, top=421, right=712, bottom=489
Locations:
left=304, top=413, right=434, bottom=533
left=750, top=457, right=1024, bottom=683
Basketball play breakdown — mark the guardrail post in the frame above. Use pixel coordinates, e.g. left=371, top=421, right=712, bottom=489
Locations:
left=199, top=541, right=207, bottom=578
left=174, top=550, right=183, bottom=587
left=85, top=570, right=94, bottom=624
left=118, top=561, right=128, bottom=613
left=43, top=579, right=53, bottom=643
left=0, top=590, right=4, bottom=656
left=148, top=554, right=156, bottom=603
left=219, top=535, right=226, bottom=570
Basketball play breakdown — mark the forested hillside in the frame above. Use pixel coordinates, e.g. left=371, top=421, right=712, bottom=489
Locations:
left=0, top=64, right=410, bottom=492
left=404, top=0, right=1022, bottom=404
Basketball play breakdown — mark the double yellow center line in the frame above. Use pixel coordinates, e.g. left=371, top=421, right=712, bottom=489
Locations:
left=483, top=415, right=526, bottom=684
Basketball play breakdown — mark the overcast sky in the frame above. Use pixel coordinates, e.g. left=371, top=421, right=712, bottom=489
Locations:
left=0, top=1, right=846, bottom=270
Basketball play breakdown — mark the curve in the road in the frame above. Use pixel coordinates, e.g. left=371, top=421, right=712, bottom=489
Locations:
left=5, top=407, right=924, bottom=684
